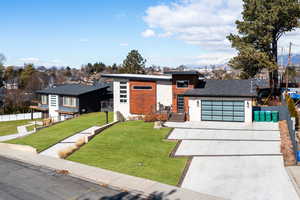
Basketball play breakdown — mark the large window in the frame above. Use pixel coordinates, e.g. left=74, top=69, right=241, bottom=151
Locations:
left=201, top=100, right=245, bottom=122
left=120, top=82, right=127, bottom=103
left=132, top=85, right=152, bottom=90
left=41, top=95, right=48, bottom=104
left=63, top=96, right=76, bottom=107
left=176, top=80, right=189, bottom=88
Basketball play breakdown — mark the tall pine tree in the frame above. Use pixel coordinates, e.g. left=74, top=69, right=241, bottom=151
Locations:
left=228, top=0, right=300, bottom=88
left=120, top=50, right=146, bottom=74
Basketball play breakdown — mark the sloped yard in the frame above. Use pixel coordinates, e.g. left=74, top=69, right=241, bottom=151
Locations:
left=7, top=112, right=112, bottom=152
left=0, top=120, right=33, bottom=136
left=67, top=121, right=187, bottom=186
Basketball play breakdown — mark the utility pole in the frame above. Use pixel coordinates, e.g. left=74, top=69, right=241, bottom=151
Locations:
left=286, top=42, right=292, bottom=91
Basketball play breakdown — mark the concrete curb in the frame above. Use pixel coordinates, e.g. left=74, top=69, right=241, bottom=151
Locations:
left=0, top=143, right=37, bottom=154
left=286, top=167, right=300, bottom=199
left=0, top=147, right=226, bottom=200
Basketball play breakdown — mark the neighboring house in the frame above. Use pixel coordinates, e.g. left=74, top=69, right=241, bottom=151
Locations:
left=0, top=87, right=5, bottom=107
left=31, top=83, right=112, bottom=121
left=102, top=72, right=263, bottom=123
left=4, top=79, right=19, bottom=90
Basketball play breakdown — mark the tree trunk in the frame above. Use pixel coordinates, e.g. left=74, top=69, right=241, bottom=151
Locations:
left=271, top=38, right=279, bottom=93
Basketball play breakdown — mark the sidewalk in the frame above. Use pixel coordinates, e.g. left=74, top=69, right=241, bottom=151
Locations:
left=0, top=144, right=225, bottom=200
left=40, top=122, right=116, bottom=158
left=0, top=121, right=40, bottom=142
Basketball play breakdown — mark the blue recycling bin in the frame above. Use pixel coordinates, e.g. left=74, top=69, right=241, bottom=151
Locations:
left=297, top=151, right=300, bottom=162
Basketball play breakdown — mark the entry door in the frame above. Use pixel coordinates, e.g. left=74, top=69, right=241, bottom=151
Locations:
left=201, top=100, right=245, bottom=122
left=177, top=96, right=185, bottom=113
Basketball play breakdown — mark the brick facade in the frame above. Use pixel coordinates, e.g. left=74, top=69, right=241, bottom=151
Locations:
left=172, top=75, right=199, bottom=113
left=129, top=81, right=157, bottom=115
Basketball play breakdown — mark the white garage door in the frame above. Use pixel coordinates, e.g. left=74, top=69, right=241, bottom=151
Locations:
left=201, top=100, right=245, bottom=122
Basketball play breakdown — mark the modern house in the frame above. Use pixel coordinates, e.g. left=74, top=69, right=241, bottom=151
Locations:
left=31, top=83, right=113, bottom=121
left=102, top=72, right=263, bottom=123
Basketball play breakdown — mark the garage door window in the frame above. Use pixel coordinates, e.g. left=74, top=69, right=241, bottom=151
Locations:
left=201, top=100, right=245, bottom=122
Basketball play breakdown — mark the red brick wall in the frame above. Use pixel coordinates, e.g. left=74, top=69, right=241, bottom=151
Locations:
left=172, top=75, right=199, bottom=113
left=129, top=81, right=157, bottom=115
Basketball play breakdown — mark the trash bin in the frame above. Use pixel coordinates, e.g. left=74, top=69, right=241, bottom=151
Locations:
left=297, top=151, right=300, bottom=162
left=254, top=111, right=260, bottom=122
left=272, top=111, right=279, bottom=122
left=266, top=111, right=272, bottom=122
left=259, top=111, right=266, bottom=122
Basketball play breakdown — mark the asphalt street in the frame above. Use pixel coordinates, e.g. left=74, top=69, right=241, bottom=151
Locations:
left=0, top=156, right=144, bottom=200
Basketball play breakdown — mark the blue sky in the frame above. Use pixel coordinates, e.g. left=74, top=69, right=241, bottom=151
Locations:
left=1, top=0, right=299, bottom=68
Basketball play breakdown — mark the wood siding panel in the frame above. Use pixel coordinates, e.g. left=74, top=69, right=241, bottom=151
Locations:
left=130, top=81, right=156, bottom=115
left=172, top=75, right=199, bottom=113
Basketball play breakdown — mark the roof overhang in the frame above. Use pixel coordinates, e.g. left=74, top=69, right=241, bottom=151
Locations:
left=101, top=74, right=172, bottom=82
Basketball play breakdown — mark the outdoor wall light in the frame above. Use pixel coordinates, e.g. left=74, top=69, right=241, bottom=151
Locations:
left=197, top=100, right=200, bottom=107
left=247, top=101, right=249, bottom=108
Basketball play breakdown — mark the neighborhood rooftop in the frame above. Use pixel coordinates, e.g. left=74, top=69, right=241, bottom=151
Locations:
left=101, top=74, right=172, bottom=81
left=184, top=80, right=258, bottom=97
left=36, top=83, right=110, bottom=96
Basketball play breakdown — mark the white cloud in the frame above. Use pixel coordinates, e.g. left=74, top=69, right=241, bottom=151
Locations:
left=143, top=0, right=300, bottom=65
left=19, top=57, right=40, bottom=64
left=141, top=29, right=156, bottom=38
left=120, top=43, right=129, bottom=46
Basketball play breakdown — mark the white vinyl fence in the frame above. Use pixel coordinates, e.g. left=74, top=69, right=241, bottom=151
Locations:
left=0, top=112, right=42, bottom=122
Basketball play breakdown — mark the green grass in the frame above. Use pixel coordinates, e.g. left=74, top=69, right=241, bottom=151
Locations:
left=0, top=120, right=33, bottom=136
left=26, top=124, right=42, bottom=132
left=68, top=121, right=187, bottom=186
left=7, top=112, right=112, bottom=152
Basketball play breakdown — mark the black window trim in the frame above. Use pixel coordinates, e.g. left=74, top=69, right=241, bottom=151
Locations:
left=176, top=80, right=189, bottom=88
left=132, top=85, right=153, bottom=90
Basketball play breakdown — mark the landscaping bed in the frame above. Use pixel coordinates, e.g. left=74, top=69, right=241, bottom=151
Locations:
left=7, top=112, right=112, bottom=152
left=67, top=121, right=187, bottom=186
left=0, top=120, right=33, bottom=136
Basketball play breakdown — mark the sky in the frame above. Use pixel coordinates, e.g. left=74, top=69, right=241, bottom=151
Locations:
left=1, top=0, right=299, bottom=68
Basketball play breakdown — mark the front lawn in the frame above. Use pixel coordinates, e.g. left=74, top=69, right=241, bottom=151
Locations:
left=0, top=120, right=33, bottom=136
left=67, top=121, right=187, bottom=186
left=7, top=112, right=112, bottom=152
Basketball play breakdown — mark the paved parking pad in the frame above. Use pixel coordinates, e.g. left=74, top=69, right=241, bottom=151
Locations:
left=175, top=140, right=281, bottom=156
left=165, top=122, right=279, bottom=131
left=182, top=156, right=299, bottom=200
left=169, top=128, right=280, bottom=141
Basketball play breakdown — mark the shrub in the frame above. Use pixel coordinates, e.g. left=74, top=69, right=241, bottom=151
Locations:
left=286, top=95, right=297, bottom=118
left=58, top=145, right=77, bottom=159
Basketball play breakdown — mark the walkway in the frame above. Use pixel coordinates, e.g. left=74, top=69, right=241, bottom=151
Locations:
left=0, top=121, right=41, bottom=142
left=40, top=122, right=115, bottom=158
left=166, top=122, right=299, bottom=200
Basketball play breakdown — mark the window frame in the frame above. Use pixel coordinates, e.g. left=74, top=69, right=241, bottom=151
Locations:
left=132, top=85, right=153, bottom=90
left=41, top=95, right=48, bottom=105
left=63, top=96, right=77, bottom=108
left=176, top=80, right=189, bottom=88
left=119, top=82, right=128, bottom=104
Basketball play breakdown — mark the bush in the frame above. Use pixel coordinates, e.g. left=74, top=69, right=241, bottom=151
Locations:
left=144, top=113, right=168, bottom=122
left=286, top=95, right=297, bottom=118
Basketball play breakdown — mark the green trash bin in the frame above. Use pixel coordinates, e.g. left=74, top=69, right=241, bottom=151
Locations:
left=260, top=111, right=266, bottom=121
left=272, top=111, right=279, bottom=122
left=254, top=111, right=260, bottom=122
left=266, top=111, right=272, bottom=122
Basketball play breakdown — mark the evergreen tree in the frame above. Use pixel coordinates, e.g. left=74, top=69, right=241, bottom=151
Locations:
left=120, top=50, right=146, bottom=74
left=227, top=0, right=300, bottom=87
left=0, top=54, right=5, bottom=87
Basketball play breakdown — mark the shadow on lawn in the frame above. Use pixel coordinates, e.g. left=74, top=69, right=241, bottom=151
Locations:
left=100, top=189, right=178, bottom=200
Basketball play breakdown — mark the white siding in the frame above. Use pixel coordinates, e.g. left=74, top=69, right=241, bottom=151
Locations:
left=48, top=95, right=59, bottom=121
left=113, top=80, right=130, bottom=121
left=156, top=81, right=172, bottom=110
left=188, top=97, right=253, bottom=123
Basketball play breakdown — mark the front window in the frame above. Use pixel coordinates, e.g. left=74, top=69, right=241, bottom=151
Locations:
left=41, top=95, right=48, bottom=104
left=63, top=96, right=76, bottom=107
left=120, top=82, right=128, bottom=103
left=176, top=80, right=189, bottom=88
left=132, top=86, right=152, bottom=90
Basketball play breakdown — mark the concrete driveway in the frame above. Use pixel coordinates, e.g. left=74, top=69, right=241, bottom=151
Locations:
left=166, top=122, right=299, bottom=200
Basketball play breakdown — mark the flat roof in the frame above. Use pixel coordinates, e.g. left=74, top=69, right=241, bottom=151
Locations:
left=164, top=71, right=200, bottom=75
left=101, top=74, right=172, bottom=81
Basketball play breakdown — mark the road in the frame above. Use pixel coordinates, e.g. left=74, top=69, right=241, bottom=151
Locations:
left=0, top=156, right=144, bottom=200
